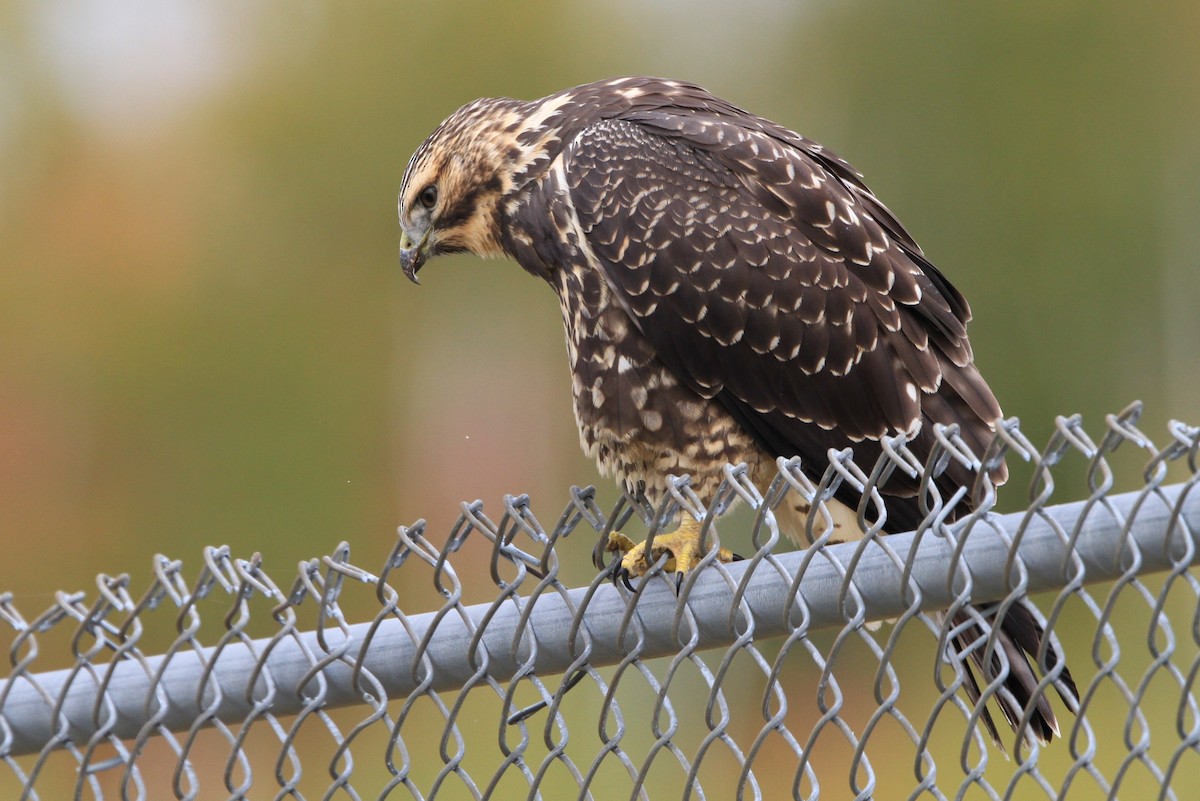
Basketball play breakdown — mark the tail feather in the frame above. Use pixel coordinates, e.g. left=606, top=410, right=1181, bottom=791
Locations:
left=770, top=465, right=1078, bottom=748
left=950, top=602, right=1079, bottom=747
left=864, top=480, right=1079, bottom=747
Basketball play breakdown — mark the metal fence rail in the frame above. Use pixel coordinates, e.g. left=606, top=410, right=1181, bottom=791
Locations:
left=2, top=404, right=1198, bottom=800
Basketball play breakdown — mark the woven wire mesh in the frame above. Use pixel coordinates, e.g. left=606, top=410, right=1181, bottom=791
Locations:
left=2, top=403, right=1199, bottom=800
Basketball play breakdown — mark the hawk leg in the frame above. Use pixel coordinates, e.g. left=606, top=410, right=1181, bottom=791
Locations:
left=606, top=518, right=735, bottom=581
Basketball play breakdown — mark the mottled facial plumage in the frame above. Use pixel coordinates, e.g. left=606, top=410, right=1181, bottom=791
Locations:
left=397, top=98, right=532, bottom=277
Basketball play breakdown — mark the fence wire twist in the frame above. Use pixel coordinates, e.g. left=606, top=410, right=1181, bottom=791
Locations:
left=2, top=403, right=1199, bottom=800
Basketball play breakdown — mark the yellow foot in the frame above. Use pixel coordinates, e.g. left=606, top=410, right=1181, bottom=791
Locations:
left=606, top=518, right=735, bottom=583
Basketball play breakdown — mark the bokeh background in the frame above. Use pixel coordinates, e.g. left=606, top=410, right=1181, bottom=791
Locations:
left=1, top=0, right=1198, bottom=797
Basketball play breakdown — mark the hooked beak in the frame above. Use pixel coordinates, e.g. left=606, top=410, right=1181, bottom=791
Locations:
left=398, top=227, right=431, bottom=284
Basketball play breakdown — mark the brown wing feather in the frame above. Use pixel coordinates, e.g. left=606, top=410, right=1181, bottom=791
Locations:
left=562, top=113, right=1004, bottom=513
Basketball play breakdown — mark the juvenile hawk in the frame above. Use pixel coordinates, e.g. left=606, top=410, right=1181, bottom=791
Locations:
left=397, top=77, right=1075, bottom=744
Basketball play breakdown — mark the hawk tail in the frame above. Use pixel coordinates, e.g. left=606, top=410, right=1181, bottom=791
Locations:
left=948, top=601, right=1079, bottom=747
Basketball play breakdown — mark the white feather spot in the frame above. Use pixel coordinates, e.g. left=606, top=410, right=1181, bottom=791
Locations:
left=590, top=377, right=604, bottom=408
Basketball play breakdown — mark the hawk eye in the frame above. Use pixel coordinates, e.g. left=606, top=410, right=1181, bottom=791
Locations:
left=418, top=185, right=438, bottom=210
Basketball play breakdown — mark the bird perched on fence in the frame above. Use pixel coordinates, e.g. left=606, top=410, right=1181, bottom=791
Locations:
left=397, top=76, right=1076, bottom=745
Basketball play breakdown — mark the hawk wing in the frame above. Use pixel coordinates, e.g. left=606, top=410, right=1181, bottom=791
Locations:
left=560, top=111, right=1003, bottom=525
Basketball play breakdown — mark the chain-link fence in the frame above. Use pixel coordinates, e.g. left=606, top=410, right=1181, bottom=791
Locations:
left=2, top=403, right=1198, bottom=800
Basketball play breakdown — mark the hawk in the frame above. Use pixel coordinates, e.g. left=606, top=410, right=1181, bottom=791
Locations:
left=397, top=77, right=1076, bottom=745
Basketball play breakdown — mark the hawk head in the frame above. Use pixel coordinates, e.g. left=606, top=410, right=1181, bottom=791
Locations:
left=397, top=96, right=548, bottom=282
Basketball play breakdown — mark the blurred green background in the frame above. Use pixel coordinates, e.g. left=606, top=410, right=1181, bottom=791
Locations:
left=1, top=0, right=1198, bottom=796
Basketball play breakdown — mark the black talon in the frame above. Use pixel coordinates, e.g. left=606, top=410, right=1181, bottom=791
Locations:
left=611, top=564, right=635, bottom=591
